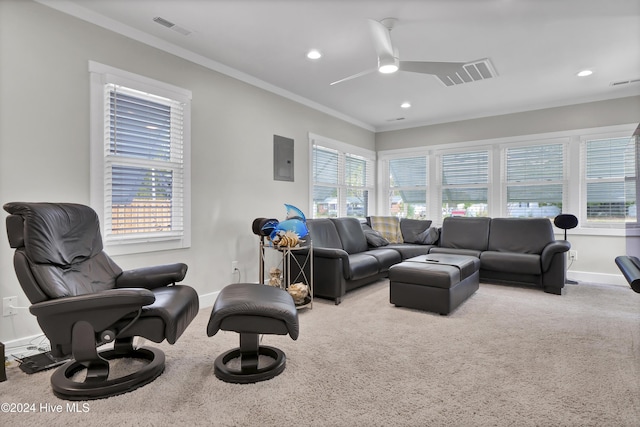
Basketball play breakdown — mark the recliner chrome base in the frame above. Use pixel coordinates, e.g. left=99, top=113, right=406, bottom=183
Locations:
left=50, top=346, right=165, bottom=401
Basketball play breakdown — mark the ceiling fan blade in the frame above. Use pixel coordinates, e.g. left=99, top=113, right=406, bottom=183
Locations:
left=368, top=19, right=395, bottom=62
left=330, top=68, right=377, bottom=86
left=399, top=61, right=467, bottom=76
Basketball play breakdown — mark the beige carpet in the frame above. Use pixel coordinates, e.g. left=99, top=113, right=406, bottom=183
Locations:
left=1, top=280, right=639, bottom=426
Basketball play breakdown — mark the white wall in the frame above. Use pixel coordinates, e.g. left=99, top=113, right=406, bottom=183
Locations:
left=376, top=97, right=640, bottom=285
left=0, top=0, right=374, bottom=343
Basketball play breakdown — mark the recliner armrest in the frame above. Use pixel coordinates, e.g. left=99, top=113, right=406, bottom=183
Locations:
left=540, top=240, right=571, bottom=271
left=29, top=288, right=156, bottom=319
left=116, top=263, right=188, bottom=289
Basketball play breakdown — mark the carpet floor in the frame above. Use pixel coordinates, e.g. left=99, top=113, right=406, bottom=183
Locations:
left=1, top=280, right=639, bottom=426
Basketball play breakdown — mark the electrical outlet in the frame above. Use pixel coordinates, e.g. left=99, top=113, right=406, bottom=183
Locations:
left=568, top=250, right=578, bottom=261
left=3, top=296, right=17, bottom=317
left=231, top=261, right=239, bottom=274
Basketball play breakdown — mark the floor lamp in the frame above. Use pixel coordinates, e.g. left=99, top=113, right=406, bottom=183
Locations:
left=554, top=214, right=579, bottom=285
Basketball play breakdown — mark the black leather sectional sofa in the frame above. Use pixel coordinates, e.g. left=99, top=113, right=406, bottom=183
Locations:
left=292, top=216, right=570, bottom=304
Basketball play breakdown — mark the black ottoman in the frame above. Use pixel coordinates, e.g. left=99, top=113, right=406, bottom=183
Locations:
left=207, top=283, right=299, bottom=383
left=389, top=254, right=480, bottom=315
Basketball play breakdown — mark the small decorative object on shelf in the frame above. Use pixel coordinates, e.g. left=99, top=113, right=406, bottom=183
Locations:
left=252, top=204, right=313, bottom=309
left=288, top=282, right=310, bottom=305
left=268, top=267, right=282, bottom=287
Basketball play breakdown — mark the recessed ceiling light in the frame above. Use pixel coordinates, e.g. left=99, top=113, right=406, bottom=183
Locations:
left=577, top=70, right=593, bottom=77
left=401, top=102, right=411, bottom=109
left=306, top=49, right=322, bottom=60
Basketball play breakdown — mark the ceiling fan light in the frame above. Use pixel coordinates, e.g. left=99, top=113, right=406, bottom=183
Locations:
left=379, top=64, right=399, bottom=74
left=378, top=55, right=399, bottom=74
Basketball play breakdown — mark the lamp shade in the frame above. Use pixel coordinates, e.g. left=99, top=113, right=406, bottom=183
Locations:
left=553, top=214, right=578, bottom=230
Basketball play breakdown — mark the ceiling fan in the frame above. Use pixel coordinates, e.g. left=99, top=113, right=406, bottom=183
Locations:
left=330, top=18, right=496, bottom=86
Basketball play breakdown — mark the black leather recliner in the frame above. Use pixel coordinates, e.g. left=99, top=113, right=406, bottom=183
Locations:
left=4, top=202, right=200, bottom=400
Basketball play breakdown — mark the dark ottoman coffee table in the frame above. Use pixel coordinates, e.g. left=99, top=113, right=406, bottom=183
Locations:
left=389, top=254, right=480, bottom=315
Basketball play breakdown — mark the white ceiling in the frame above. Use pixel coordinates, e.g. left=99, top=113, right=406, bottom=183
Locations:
left=41, top=0, right=640, bottom=132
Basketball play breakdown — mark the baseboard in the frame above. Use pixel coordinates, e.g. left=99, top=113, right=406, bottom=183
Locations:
left=199, top=290, right=219, bottom=309
left=2, top=333, right=49, bottom=361
left=567, top=271, right=628, bottom=287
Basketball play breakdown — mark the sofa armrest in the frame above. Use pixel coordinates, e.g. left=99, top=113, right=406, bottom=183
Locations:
left=615, top=255, right=640, bottom=293
left=294, top=246, right=351, bottom=278
left=540, top=240, right=571, bottom=271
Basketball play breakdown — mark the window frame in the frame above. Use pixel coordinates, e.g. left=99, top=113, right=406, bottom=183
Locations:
left=437, top=147, right=491, bottom=219
left=501, top=138, right=567, bottom=219
left=580, top=130, right=638, bottom=229
left=309, top=133, right=375, bottom=219
left=377, top=124, right=637, bottom=235
left=89, top=61, right=192, bottom=255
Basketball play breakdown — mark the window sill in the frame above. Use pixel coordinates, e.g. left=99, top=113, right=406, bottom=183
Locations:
left=104, top=236, right=190, bottom=256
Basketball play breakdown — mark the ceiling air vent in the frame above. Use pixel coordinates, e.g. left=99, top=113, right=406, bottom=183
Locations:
left=436, top=58, right=498, bottom=87
left=152, top=16, right=192, bottom=36
left=610, top=78, right=640, bottom=87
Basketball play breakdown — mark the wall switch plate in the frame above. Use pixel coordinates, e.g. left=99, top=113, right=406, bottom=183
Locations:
left=3, top=297, right=17, bottom=317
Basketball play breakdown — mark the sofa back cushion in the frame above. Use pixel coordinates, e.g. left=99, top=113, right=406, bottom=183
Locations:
left=331, top=218, right=369, bottom=254
left=399, top=219, right=433, bottom=243
left=306, top=218, right=343, bottom=249
left=488, top=218, right=554, bottom=254
left=439, top=217, right=491, bottom=251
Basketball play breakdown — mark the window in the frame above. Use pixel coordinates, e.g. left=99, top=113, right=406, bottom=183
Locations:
left=378, top=124, right=637, bottom=233
left=310, top=135, right=375, bottom=218
left=583, top=136, right=636, bottom=226
left=440, top=150, right=489, bottom=217
left=90, top=62, right=191, bottom=254
left=504, top=143, right=564, bottom=218
left=388, top=156, right=428, bottom=218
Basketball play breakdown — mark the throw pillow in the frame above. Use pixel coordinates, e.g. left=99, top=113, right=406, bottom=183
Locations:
left=416, top=227, right=440, bottom=245
left=361, top=224, right=389, bottom=247
left=400, top=218, right=433, bottom=243
left=369, top=216, right=403, bottom=244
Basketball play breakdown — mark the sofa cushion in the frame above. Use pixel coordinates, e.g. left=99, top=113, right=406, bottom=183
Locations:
left=399, top=219, right=433, bottom=243
left=369, top=216, right=403, bottom=244
left=347, top=253, right=382, bottom=280
left=488, top=218, right=554, bottom=254
left=361, top=224, right=389, bottom=247
left=366, top=248, right=402, bottom=272
left=306, top=218, right=342, bottom=249
left=385, top=243, right=433, bottom=260
left=331, top=218, right=369, bottom=254
left=439, top=217, right=491, bottom=251
left=480, top=251, right=541, bottom=275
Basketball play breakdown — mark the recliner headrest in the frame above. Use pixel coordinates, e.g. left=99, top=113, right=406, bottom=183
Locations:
left=6, top=214, right=25, bottom=248
left=3, top=202, right=103, bottom=266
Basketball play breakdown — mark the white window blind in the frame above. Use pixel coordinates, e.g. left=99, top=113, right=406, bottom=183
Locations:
left=388, top=156, right=428, bottom=218
left=505, top=143, right=564, bottom=218
left=104, top=84, right=185, bottom=239
left=89, top=61, right=191, bottom=254
left=312, top=145, right=339, bottom=217
left=311, top=139, right=375, bottom=218
left=584, top=136, right=636, bottom=225
left=441, top=150, right=489, bottom=217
